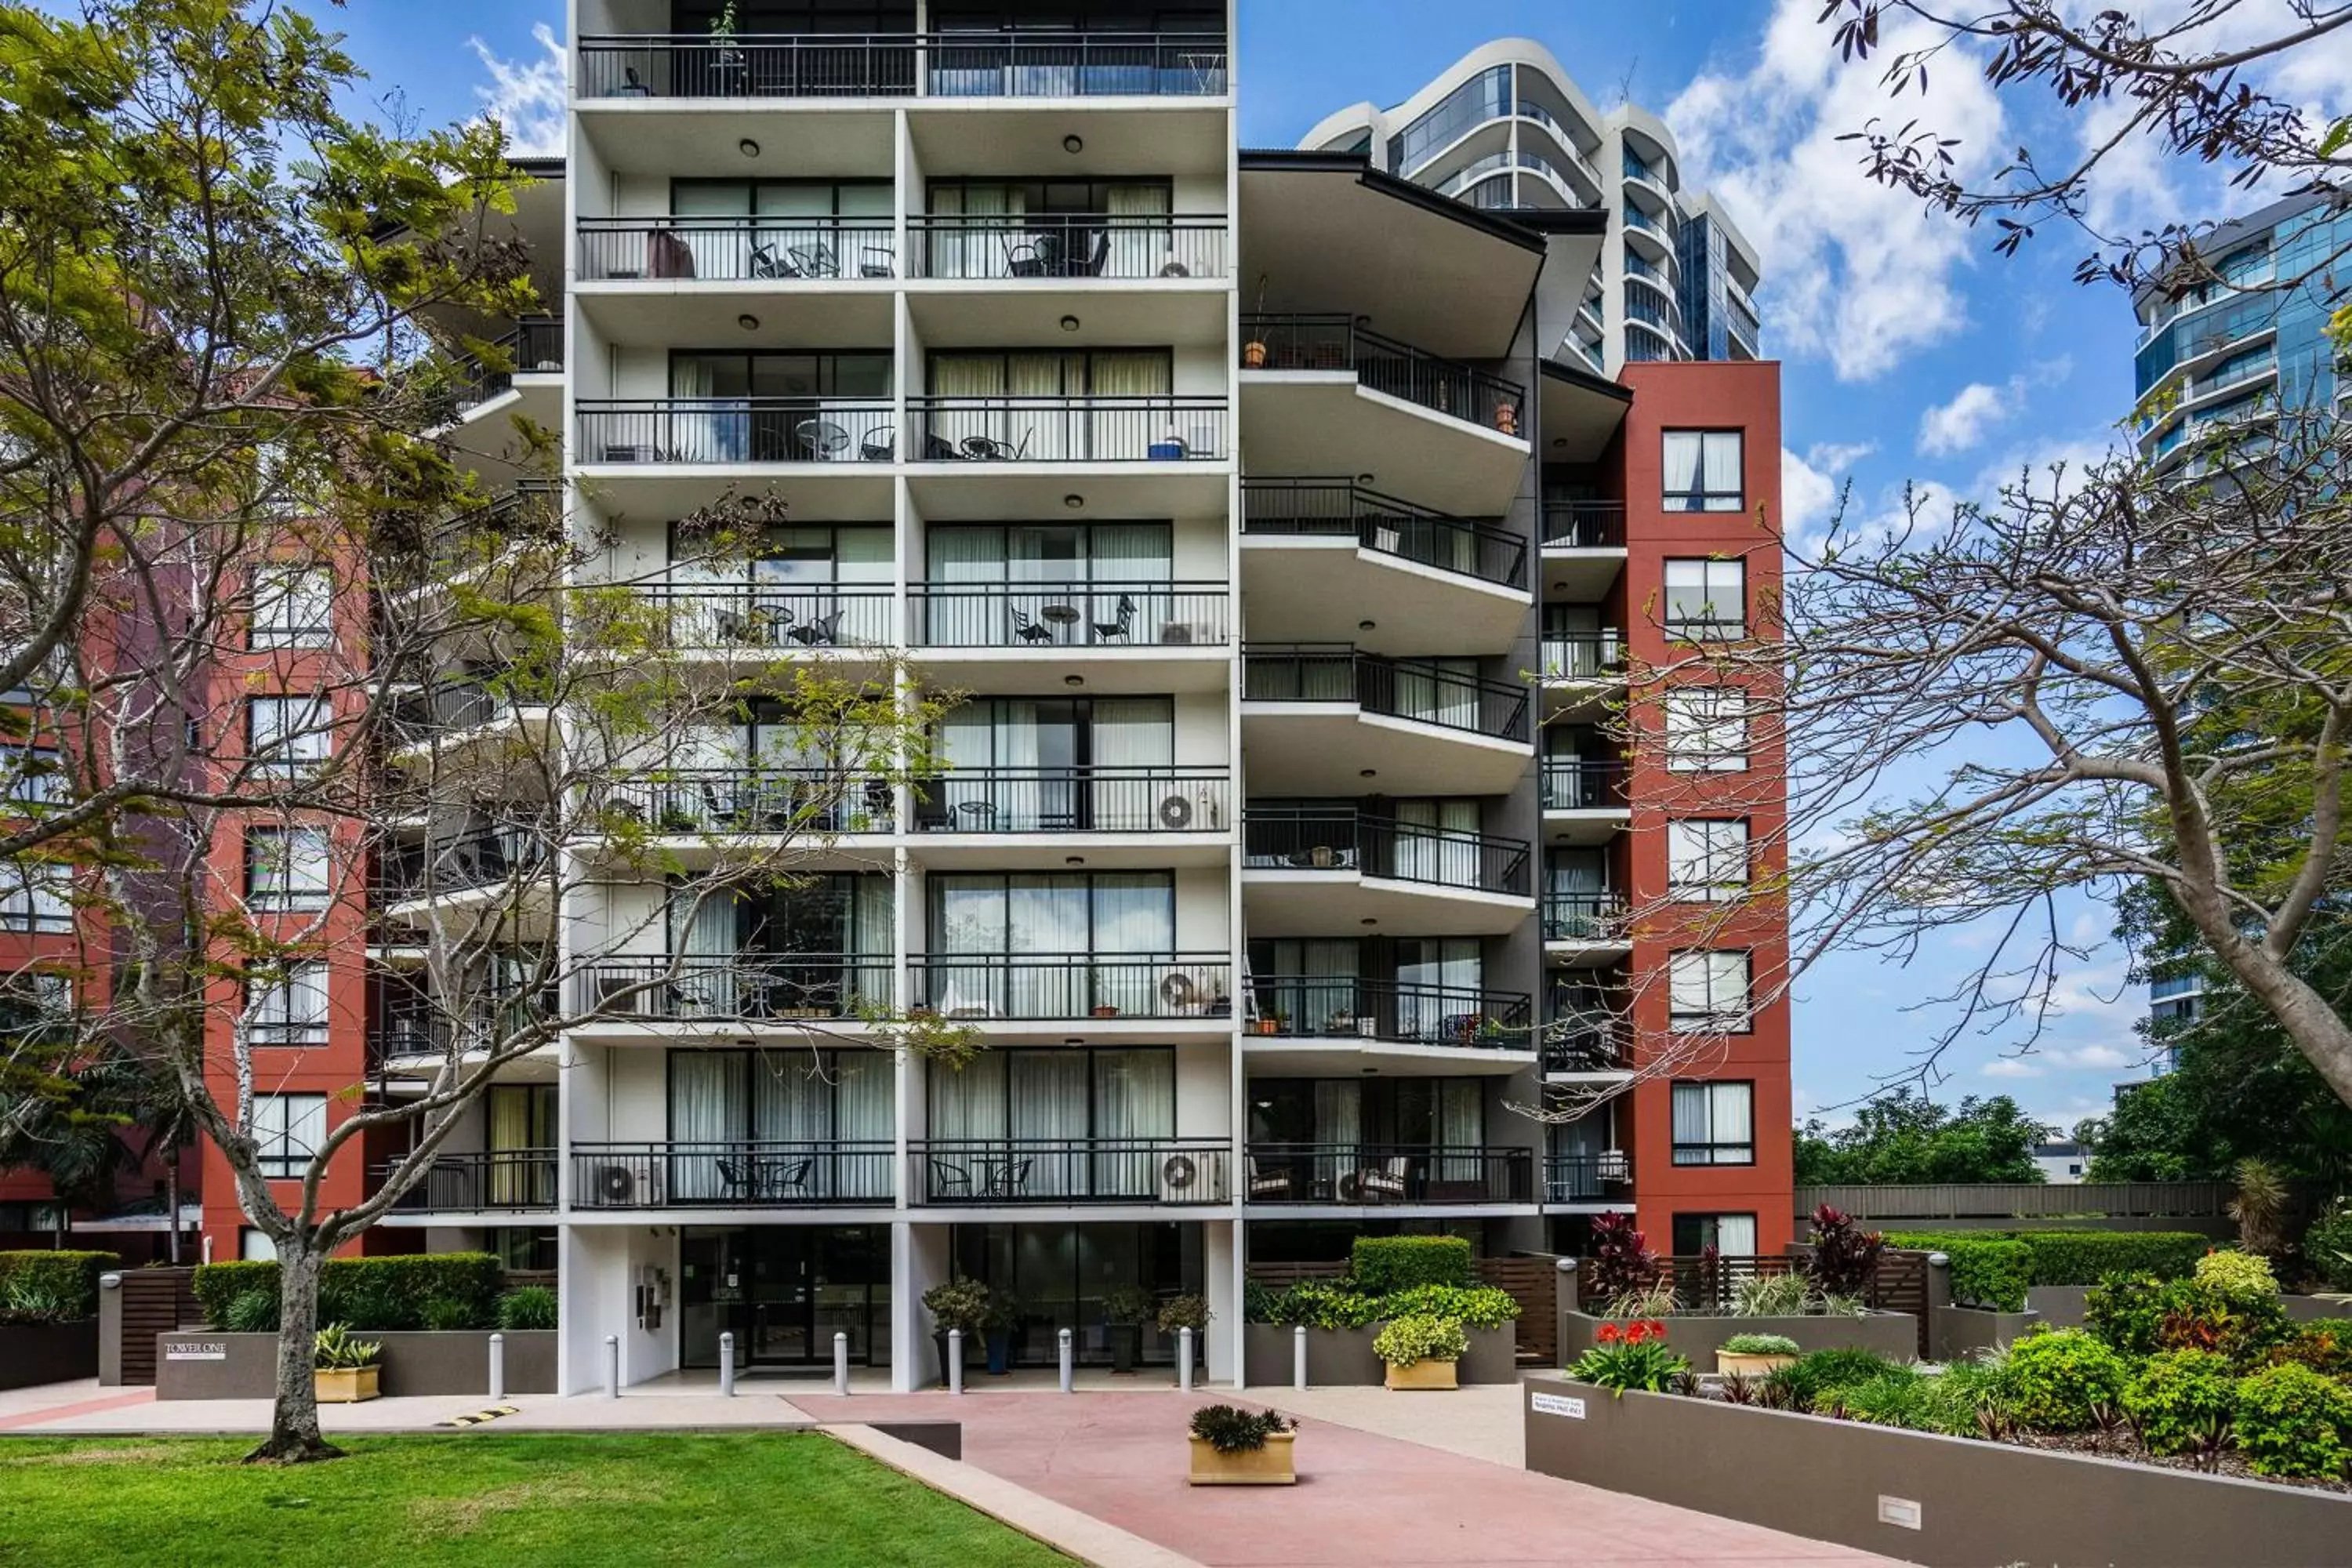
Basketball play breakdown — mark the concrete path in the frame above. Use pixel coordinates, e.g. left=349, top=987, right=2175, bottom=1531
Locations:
left=784, top=1388, right=1900, bottom=1567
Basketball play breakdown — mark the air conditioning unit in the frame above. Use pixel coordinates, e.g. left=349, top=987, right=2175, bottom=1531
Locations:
left=1156, top=793, right=1194, bottom=830
left=595, top=1164, right=636, bottom=1205
left=1159, top=1152, right=1223, bottom=1203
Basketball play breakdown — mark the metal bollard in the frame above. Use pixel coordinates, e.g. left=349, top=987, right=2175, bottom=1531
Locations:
left=1178, top=1327, right=1194, bottom=1392
left=833, top=1331, right=850, bottom=1396
left=719, top=1331, right=735, bottom=1398
left=1058, top=1327, right=1074, bottom=1393
left=603, top=1334, right=620, bottom=1399
left=1294, top=1323, right=1308, bottom=1390
left=947, top=1328, right=964, bottom=1395
left=488, top=1332, right=506, bottom=1403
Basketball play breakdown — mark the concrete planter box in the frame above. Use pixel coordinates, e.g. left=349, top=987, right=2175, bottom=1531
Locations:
left=1524, top=1375, right=2351, bottom=1567
left=1559, top=1310, right=1917, bottom=1367
left=156, top=1330, right=555, bottom=1399
left=2018, top=1287, right=2350, bottom=1333
left=2283, top=1293, right=2352, bottom=1323
left=0, top=1320, right=97, bottom=1392
left=1243, top=1322, right=1516, bottom=1386
left=1188, top=1432, right=1295, bottom=1485
left=314, top=1366, right=379, bottom=1403
left=1383, top=1357, right=1457, bottom=1390
left=1932, top=1304, right=2041, bottom=1361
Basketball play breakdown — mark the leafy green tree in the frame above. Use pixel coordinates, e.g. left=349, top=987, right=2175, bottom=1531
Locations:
left=1795, top=1090, right=2052, bottom=1185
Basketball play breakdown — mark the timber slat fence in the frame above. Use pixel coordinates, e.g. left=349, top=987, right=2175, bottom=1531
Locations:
left=1795, top=1181, right=2234, bottom=1221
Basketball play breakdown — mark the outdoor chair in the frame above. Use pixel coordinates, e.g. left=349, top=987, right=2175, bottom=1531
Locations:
left=928, top=1157, right=975, bottom=1200
left=1247, top=1156, right=1293, bottom=1201
left=1011, top=608, right=1055, bottom=644
left=787, top=608, right=844, bottom=646
left=1091, top=593, right=1137, bottom=643
left=858, top=425, right=895, bottom=461
left=788, top=243, right=840, bottom=278
left=984, top=1158, right=1033, bottom=1198
left=1355, top=1155, right=1410, bottom=1202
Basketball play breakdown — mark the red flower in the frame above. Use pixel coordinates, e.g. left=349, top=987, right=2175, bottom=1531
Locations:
left=1624, top=1322, right=1650, bottom=1345
left=1598, top=1322, right=1621, bottom=1345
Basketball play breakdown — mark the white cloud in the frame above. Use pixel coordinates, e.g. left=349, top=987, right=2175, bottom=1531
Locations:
left=1783, top=445, right=1840, bottom=543
left=469, top=24, right=567, bottom=158
left=1980, top=1057, right=2044, bottom=1079
left=1918, top=381, right=2013, bottom=456
left=1806, top=440, right=1877, bottom=472
left=1668, top=0, right=2008, bottom=381
left=2049, top=1043, right=2135, bottom=1071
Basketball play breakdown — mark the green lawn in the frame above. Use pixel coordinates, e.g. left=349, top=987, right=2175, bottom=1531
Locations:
left=0, top=1432, right=1071, bottom=1567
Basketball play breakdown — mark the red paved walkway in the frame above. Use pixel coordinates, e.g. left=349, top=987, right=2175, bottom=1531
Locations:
left=790, top=1392, right=1894, bottom=1567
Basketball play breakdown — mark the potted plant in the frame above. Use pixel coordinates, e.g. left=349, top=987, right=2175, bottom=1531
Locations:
left=1158, top=1293, right=1212, bottom=1377
left=1242, top=274, right=1269, bottom=368
left=1374, top=1312, right=1469, bottom=1390
left=921, top=1278, right=990, bottom=1385
left=1102, top=1285, right=1153, bottom=1374
left=1716, top=1331, right=1801, bottom=1377
left=314, top=1323, right=383, bottom=1404
left=1186, top=1403, right=1296, bottom=1486
left=984, top=1288, right=1022, bottom=1375
left=1091, top=1003, right=1120, bottom=1018
left=1494, top=401, right=1519, bottom=436
left=1252, top=1011, right=1286, bottom=1036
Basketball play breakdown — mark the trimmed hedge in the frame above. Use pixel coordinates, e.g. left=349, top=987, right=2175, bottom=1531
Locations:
left=1888, top=1230, right=2210, bottom=1306
left=1350, top=1236, right=1474, bottom=1293
left=193, top=1253, right=505, bottom=1331
left=0, top=1250, right=119, bottom=1320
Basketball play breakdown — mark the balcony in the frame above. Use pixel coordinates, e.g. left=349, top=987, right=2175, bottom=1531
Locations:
left=577, top=216, right=898, bottom=283
left=421, top=481, right=564, bottom=579
left=1243, top=1145, right=1534, bottom=1206
left=1544, top=1151, right=1632, bottom=1203
left=607, top=768, right=895, bottom=837
left=1243, top=806, right=1530, bottom=937
left=910, top=1140, right=1231, bottom=1207
left=627, top=581, right=895, bottom=652
left=1540, top=633, right=1625, bottom=683
left=1543, top=893, right=1631, bottom=967
left=907, top=396, right=1228, bottom=463
left=911, top=953, right=1232, bottom=1031
left=579, top=398, right=895, bottom=466
left=1542, top=1018, right=1631, bottom=1077
left=376, top=828, right=547, bottom=909
left=907, top=214, right=1228, bottom=281
left=913, top=767, right=1229, bottom=838
left=572, top=955, right=891, bottom=1029
left=911, top=581, right=1229, bottom=648
left=1541, top=759, right=1629, bottom=846
left=1542, top=499, right=1625, bottom=553
left=572, top=1142, right=896, bottom=1210
left=1240, top=314, right=1523, bottom=426
left=376, top=1151, right=557, bottom=1215
left=440, top=317, right=564, bottom=423
left=1241, top=645, right=1531, bottom=795
left=1240, top=478, right=1526, bottom=655
left=1245, top=976, right=1534, bottom=1075
left=577, top=28, right=1227, bottom=100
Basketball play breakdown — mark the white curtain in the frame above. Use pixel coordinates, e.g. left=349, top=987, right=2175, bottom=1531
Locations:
left=670, top=1052, right=738, bottom=1200
left=926, top=354, right=1007, bottom=458
left=667, top=356, right=740, bottom=465
left=672, top=181, right=745, bottom=280
left=1009, top=352, right=1076, bottom=460
left=673, top=889, right=738, bottom=1019
left=1086, top=524, right=1169, bottom=645
left=1313, top=1080, right=1360, bottom=1152
left=932, top=184, right=1023, bottom=280
left=1090, top=699, right=1171, bottom=830
left=833, top=1051, right=893, bottom=1199
left=1087, top=351, right=1171, bottom=459
left=1105, top=183, right=1171, bottom=279
left=924, top=528, right=1001, bottom=644
left=1091, top=874, right=1173, bottom=1017
left=1700, top=431, right=1744, bottom=509
left=931, top=1054, right=1006, bottom=1142
left=1094, top=1049, right=1174, bottom=1197
left=1392, top=799, right=1477, bottom=885
left=1713, top=1214, right=1759, bottom=1255
left=1012, top=1051, right=1090, bottom=1196
left=1438, top=1080, right=1483, bottom=1182
left=1009, top=875, right=1089, bottom=1016
left=1663, top=431, right=1702, bottom=506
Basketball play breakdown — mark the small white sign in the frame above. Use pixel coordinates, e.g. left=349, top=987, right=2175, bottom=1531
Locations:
left=165, top=1342, right=227, bottom=1362
left=1876, top=1495, right=1922, bottom=1531
left=1530, top=1392, right=1586, bottom=1420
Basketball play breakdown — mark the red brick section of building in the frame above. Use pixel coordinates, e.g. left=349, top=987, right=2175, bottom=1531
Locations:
left=1617, top=359, right=1794, bottom=1254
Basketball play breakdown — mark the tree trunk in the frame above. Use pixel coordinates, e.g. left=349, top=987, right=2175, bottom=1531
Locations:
left=165, top=1160, right=181, bottom=1267
left=2205, top=926, right=2352, bottom=1110
left=245, top=1240, right=342, bottom=1465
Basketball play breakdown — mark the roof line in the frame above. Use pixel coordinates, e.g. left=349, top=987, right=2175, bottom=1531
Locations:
left=1541, top=356, right=1634, bottom=403
left=1238, top=148, right=1548, bottom=255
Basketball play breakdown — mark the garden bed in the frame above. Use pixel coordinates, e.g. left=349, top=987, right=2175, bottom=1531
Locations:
left=155, top=1330, right=556, bottom=1399
left=0, top=1320, right=98, bottom=1392
left=1242, top=1323, right=1516, bottom=1386
left=1523, top=1376, right=2350, bottom=1567
left=1558, top=1308, right=1916, bottom=1367
left=1929, top=1304, right=2040, bottom=1361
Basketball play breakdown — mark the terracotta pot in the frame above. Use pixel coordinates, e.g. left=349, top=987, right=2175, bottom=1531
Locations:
left=1188, top=1432, right=1296, bottom=1485
left=1241, top=341, right=1269, bottom=369
left=1494, top=402, right=1519, bottom=435
left=1091, top=1004, right=1120, bottom=1018
left=1384, top=1357, right=1458, bottom=1391
left=314, top=1366, right=380, bottom=1403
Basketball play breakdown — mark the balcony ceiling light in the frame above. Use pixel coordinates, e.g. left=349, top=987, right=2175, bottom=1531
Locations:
left=1062, top=493, right=1084, bottom=510
left=1552, top=438, right=1570, bottom=449
left=738, top=138, right=760, bottom=158
left=1356, top=472, right=1374, bottom=485
left=1359, top=917, right=1377, bottom=926
left=1064, top=673, right=1084, bottom=687
left=1063, top=134, right=1084, bottom=154
left=1359, top=769, right=1376, bottom=779
left=736, top=314, right=760, bottom=331
left=1357, top=619, right=1375, bottom=631
left=1064, top=855, right=1084, bottom=866
left=1060, top=314, right=1080, bottom=332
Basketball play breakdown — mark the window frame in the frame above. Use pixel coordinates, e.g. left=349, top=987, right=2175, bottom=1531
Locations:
left=1662, top=429, right=1744, bottom=512
left=1670, top=1211, right=1759, bottom=1256
left=249, top=562, right=334, bottom=650
left=1668, top=949, right=1753, bottom=1034
left=1670, top=1079, right=1756, bottom=1166
left=1661, top=557, right=1748, bottom=640
left=1662, top=687, right=1749, bottom=773
left=245, top=960, right=331, bottom=1047
left=0, top=861, right=71, bottom=933
left=245, top=826, right=332, bottom=912
left=248, top=694, right=332, bottom=774
left=252, top=1092, right=327, bottom=1179
left=1666, top=818, right=1751, bottom=902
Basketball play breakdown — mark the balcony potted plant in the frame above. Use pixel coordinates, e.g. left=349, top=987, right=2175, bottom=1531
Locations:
left=1251, top=1009, right=1285, bottom=1036
left=984, top=1288, right=1023, bottom=1375
left=1374, top=1312, right=1468, bottom=1391
left=1091, top=1002, right=1121, bottom=1019
left=1187, top=1403, right=1296, bottom=1486
left=313, top=1323, right=383, bottom=1404
left=1158, top=1293, right=1213, bottom=1378
left=1102, top=1284, right=1153, bottom=1374
left=1241, top=274, right=1269, bottom=368
left=921, top=1278, right=991, bottom=1385
left=1716, top=1331, right=1801, bottom=1377
left=1494, top=401, right=1519, bottom=437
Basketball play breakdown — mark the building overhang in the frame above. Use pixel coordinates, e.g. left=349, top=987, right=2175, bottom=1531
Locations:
left=1539, top=356, right=1633, bottom=463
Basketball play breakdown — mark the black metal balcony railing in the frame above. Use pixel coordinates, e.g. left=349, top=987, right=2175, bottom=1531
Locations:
left=1541, top=500, right=1627, bottom=550
left=912, top=953, right=1231, bottom=1021
left=377, top=828, right=547, bottom=904
left=915, top=768, right=1228, bottom=835
left=579, top=217, right=898, bottom=282
left=424, top=481, right=563, bottom=571
left=443, top=318, right=564, bottom=419
left=1540, top=633, right=1626, bottom=681
left=608, top=769, right=895, bottom=836
left=376, top=1150, right=558, bottom=1213
left=1543, top=891, right=1628, bottom=941
left=369, top=1004, right=549, bottom=1062
left=1542, top=1019, right=1631, bottom=1073
left=907, top=396, right=1227, bottom=463
left=1544, top=1152, right=1632, bottom=1202
left=909, top=214, right=1228, bottom=281
left=1243, top=806, right=1530, bottom=898
left=574, top=955, right=891, bottom=1022
left=575, top=31, right=1228, bottom=100
left=1539, top=758, right=1628, bottom=811
left=580, top=398, right=896, bottom=465
left=572, top=1142, right=896, bottom=1208
left=910, top=580, right=1229, bottom=648
left=388, top=678, right=516, bottom=743
left=1243, top=645, right=1531, bottom=744
left=624, top=581, right=895, bottom=650
left=1240, top=478, right=1526, bottom=590
left=912, top=1140, right=1230, bottom=1205
left=1240, top=315, right=1526, bottom=434
left=1243, top=1145, right=1534, bottom=1204
left=1245, top=976, right=1532, bottom=1049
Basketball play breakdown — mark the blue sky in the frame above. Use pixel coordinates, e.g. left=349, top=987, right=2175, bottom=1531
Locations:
left=316, top=0, right=2330, bottom=1131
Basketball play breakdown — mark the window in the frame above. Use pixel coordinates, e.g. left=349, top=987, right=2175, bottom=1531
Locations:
left=246, top=827, right=330, bottom=910
left=1668, top=949, right=1751, bottom=1033
left=239, top=1228, right=278, bottom=1261
left=1662, top=558, right=1746, bottom=639
left=1663, top=430, right=1744, bottom=511
left=1671, top=1212, right=1758, bottom=1256
left=1663, top=687, right=1748, bottom=772
left=2, top=746, right=64, bottom=805
left=249, top=695, right=330, bottom=773
left=252, top=1093, right=326, bottom=1179
left=1667, top=819, right=1750, bottom=901
left=1671, top=1080, right=1755, bottom=1164
left=251, top=564, right=332, bottom=649
left=0, top=861, right=71, bottom=933
left=245, top=960, right=329, bottom=1046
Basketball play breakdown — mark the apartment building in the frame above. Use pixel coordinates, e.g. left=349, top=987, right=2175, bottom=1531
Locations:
left=1298, top=39, right=1763, bottom=375
left=229, top=3, right=1790, bottom=1395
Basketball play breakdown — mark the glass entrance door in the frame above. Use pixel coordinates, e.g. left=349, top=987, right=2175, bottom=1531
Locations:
left=681, top=1227, right=885, bottom=1367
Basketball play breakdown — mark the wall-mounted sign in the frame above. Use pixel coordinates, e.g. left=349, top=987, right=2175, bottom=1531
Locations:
left=1530, top=1392, right=1585, bottom=1420
left=165, top=1342, right=227, bottom=1362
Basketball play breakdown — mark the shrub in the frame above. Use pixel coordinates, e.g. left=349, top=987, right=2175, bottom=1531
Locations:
left=1265, top=1279, right=1381, bottom=1331
left=1189, top=1403, right=1293, bottom=1453
left=1583, top=1213, right=1662, bottom=1303
left=1887, top=1232, right=2031, bottom=1312
left=1730, top=1271, right=1813, bottom=1317
left=313, top=1324, right=381, bottom=1370
left=1888, top=1231, right=2208, bottom=1293
left=1826, top=1366, right=1931, bottom=1428
left=2121, top=1349, right=2238, bottom=1457
left=2085, top=1272, right=2173, bottom=1356
left=0, top=1250, right=118, bottom=1322
left=2155, top=1283, right=2289, bottom=1368
left=2303, top=1198, right=2352, bottom=1292
left=1918, top=1352, right=2020, bottom=1438
left=193, top=1254, right=503, bottom=1332
left=2194, top=1249, right=2278, bottom=1305
left=1376, top=1284, right=1519, bottom=1330
left=1100, top=1285, right=1154, bottom=1326
left=2270, top=1320, right=2352, bottom=1378
left=2005, top=1328, right=2128, bottom=1432
left=0, top=1281, right=69, bottom=1324
left=420, top=1297, right=476, bottom=1332
left=2234, top=1363, right=2352, bottom=1479
left=222, top=1289, right=280, bottom=1334
left=1805, top=1206, right=1884, bottom=1298
left=1242, top=1279, right=1281, bottom=1324
left=920, top=1279, right=991, bottom=1335
left=1720, top=1332, right=1799, bottom=1356
left=1156, top=1294, right=1213, bottom=1334
left=1599, top=1281, right=1680, bottom=1319
left=495, top=1287, right=557, bottom=1332
left=1768, top=1347, right=1899, bottom=1409
left=1349, top=1236, right=1472, bottom=1294
left=1373, top=1312, right=1469, bottom=1368
left=1568, top=1319, right=1687, bottom=1393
